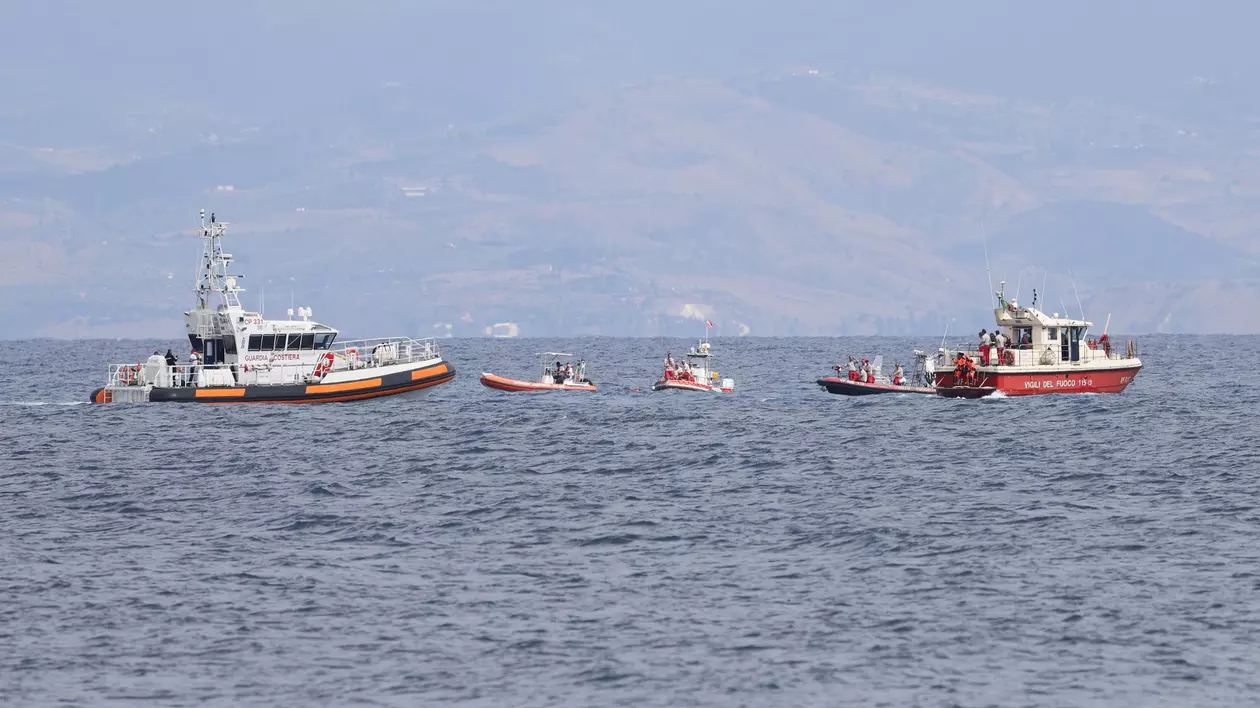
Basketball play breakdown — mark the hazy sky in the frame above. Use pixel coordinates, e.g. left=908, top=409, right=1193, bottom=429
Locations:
left=2, top=0, right=1255, bottom=135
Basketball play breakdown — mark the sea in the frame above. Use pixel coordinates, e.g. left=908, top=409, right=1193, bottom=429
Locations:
left=2, top=335, right=1259, bottom=707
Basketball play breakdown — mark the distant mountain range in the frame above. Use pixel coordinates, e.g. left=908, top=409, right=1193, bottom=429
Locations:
left=2, top=1, right=1259, bottom=337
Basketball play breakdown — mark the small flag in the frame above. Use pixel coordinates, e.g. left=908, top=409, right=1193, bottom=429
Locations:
left=706, top=320, right=713, bottom=328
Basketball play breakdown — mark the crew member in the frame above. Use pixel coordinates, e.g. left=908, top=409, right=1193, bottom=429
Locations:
left=992, top=330, right=1006, bottom=366
left=847, top=356, right=859, bottom=381
left=891, top=363, right=905, bottom=386
left=188, top=349, right=202, bottom=385
left=978, top=329, right=991, bottom=366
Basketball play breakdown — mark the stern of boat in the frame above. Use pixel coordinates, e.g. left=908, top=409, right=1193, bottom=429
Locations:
left=91, top=364, right=160, bottom=403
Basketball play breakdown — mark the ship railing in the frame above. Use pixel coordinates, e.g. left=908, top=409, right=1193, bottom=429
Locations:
left=104, top=362, right=321, bottom=388
left=327, top=336, right=441, bottom=369
left=102, top=338, right=441, bottom=389
left=948, top=339, right=1140, bottom=368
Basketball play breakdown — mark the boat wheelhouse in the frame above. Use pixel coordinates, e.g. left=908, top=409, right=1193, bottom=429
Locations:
left=652, top=340, right=735, bottom=393
left=480, top=352, right=596, bottom=392
left=934, top=281, right=1141, bottom=397
left=91, top=210, right=455, bottom=403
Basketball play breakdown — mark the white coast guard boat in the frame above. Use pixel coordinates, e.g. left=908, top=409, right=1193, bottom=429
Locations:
left=91, top=210, right=455, bottom=403
left=652, top=339, right=734, bottom=393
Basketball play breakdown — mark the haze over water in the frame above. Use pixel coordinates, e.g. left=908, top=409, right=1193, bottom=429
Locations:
left=3, top=335, right=1259, bottom=706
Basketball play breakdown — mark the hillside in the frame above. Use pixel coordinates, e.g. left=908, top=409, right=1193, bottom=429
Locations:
left=2, top=1, right=1259, bottom=337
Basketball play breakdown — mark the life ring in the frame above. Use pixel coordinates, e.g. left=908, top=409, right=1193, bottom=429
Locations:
left=118, top=365, right=136, bottom=385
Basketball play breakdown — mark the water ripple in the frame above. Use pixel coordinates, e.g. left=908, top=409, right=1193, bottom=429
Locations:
left=1, top=335, right=1257, bottom=706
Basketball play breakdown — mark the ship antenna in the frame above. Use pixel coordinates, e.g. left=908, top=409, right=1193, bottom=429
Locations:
left=939, top=318, right=953, bottom=351
left=1069, top=267, right=1085, bottom=321
left=1040, top=270, right=1049, bottom=311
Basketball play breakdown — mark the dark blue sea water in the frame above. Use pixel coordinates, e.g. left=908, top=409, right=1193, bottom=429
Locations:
left=3, top=335, right=1260, bottom=707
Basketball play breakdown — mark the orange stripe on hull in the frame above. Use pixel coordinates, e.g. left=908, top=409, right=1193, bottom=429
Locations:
left=304, top=377, right=383, bottom=395
left=194, top=388, right=247, bottom=398
left=411, top=363, right=451, bottom=381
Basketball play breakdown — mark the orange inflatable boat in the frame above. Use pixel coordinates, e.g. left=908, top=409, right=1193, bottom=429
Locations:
left=480, top=352, right=596, bottom=392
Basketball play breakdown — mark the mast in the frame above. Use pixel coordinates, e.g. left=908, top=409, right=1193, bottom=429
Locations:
left=188, top=209, right=246, bottom=349
left=193, top=208, right=243, bottom=313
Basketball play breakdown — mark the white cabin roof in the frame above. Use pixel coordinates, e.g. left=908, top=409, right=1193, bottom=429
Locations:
left=994, top=303, right=1091, bottom=329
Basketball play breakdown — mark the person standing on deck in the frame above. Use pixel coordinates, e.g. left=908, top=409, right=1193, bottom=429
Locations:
left=164, top=349, right=178, bottom=385
left=978, top=329, right=991, bottom=366
left=188, top=349, right=201, bottom=386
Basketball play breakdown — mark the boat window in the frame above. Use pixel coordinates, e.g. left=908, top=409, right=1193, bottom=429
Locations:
left=222, top=336, right=238, bottom=355
left=315, top=333, right=336, bottom=350
left=248, top=335, right=262, bottom=351
left=261, top=334, right=275, bottom=350
left=300, top=333, right=315, bottom=350
left=286, top=334, right=302, bottom=350
left=1047, top=327, right=1058, bottom=341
